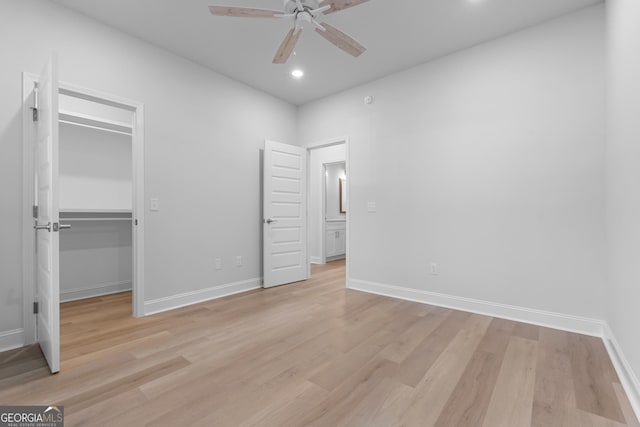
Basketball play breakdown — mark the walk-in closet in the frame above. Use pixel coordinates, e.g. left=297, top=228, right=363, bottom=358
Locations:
left=57, top=94, right=134, bottom=303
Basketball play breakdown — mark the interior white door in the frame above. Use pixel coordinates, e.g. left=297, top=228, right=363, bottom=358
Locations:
left=35, top=54, right=61, bottom=373
left=263, top=140, right=308, bottom=288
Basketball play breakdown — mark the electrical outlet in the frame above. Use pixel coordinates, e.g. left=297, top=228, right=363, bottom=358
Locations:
left=430, top=263, right=439, bottom=276
left=367, top=202, right=377, bottom=213
left=236, top=256, right=242, bottom=267
left=215, top=258, right=222, bottom=271
left=150, top=198, right=160, bottom=212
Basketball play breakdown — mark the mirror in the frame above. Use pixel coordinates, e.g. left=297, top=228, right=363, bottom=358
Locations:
left=325, top=162, right=346, bottom=218
left=339, top=178, right=346, bottom=213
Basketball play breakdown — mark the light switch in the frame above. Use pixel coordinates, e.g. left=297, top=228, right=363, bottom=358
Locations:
left=215, top=258, right=222, bottom=270
left=150, top=198, right=160, bottom=212
left=367, top=202, right=377, bottom=213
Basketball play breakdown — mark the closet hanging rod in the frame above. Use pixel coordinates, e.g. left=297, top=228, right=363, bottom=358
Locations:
left=60, top=209, right=132, bottom=213
left=59, top=109, right=132, bottom=135
left=59, top=119, right=132, bottom=137
left=61, top=218, right=132, bottom=222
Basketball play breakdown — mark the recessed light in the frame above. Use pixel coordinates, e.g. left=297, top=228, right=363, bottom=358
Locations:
left=291, top=69, right=304, bottom=78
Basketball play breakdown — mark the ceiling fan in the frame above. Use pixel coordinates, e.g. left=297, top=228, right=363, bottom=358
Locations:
left=208, top=0, right=369, bottom=64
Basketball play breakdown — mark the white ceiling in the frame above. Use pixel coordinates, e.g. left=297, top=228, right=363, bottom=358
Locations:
left=51, top=0, right=602, bottom=105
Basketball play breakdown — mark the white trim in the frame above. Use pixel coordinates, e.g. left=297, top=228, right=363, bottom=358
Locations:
left=57, top=81, right=146, bottom=318
left=22, top=73, right=37, bottom=346
left=144, top=278, right=262, bottom=316
left=22, top=74, right=146, bottom=349
left=60, top=281, right=132, bottom=303
left=347, top=278, right=605, bottom=337
left=321, top=163, right=327, bottom=265
left=602, top=323, right=640, bottom=421
left=305, top=136, right=350, bottom=282
left=310, top=256, right=323, bottom=265
left=0, top=329, right=25, bottom=353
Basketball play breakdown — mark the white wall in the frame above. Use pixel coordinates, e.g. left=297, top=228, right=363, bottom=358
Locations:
left=58, top=121, right=133, bottom=302
left=0, top=0, right=296, bottom=346
left=298, top=6, right=606, bottom=320
left=60, top=221, right=132, bottom=302
left=59, top=123, right=132, bottom=211
left=309, top=144, right=346, bottom=263
left=605, top=0, right=640, bottom=409
left=326, top=163, right=347, bottom=220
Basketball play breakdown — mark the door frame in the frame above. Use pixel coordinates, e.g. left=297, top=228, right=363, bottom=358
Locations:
left=306, top=136, right=350, bottom=282
left=22, top=73, right=146, bottom=344
left=321, top=160, right=347, bottom=265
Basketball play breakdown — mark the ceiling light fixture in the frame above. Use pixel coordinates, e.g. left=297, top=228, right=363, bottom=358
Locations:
left=291, top=69, right=304, bottom=78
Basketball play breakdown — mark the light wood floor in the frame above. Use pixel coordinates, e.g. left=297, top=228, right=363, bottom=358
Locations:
left=1, top=260, right=638, bottom=426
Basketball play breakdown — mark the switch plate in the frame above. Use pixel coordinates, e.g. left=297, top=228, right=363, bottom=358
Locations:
left=215, top=258, right=222, bottom=270
left=430, top=263, right=439, bottom=275
left=367, top=202, right=377, bottom=213
left=150, top=198, right=160, bottom=212
left=236, top=256, right=242, bottom=267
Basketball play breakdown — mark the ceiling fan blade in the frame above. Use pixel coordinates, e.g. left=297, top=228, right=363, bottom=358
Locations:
left=273, top=28, right=304, bottom=64
left=319, top=0, right=369, bottom=15
left=208, top=6, right=281, bottom=18
left=315, top=23, right=366, bottom=58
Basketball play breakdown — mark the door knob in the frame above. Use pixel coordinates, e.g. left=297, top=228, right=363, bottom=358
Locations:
left=265, top=218, right=278, bottom=224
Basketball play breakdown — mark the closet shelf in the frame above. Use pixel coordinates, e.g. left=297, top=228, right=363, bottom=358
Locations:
left=60, top=210, right=132, bottom=222
left=59, top=110, right=133, bottom=136
left=60, top=209, right=132, bottom=214
left=62, top=217, right=131, bottom=222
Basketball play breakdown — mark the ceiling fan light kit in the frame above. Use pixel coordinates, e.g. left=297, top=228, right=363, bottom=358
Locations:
left=208, top=0, right=369, bottom=64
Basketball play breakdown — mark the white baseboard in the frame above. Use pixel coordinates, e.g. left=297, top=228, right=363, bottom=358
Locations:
left=60, top=280, right=132, bottom=303
left=603, top=323, right=640, bottom=421
left=144, top=277, right=262, bottom=316
left=347, top=278, right=605, bottom=337
left=310, top=256, right=323, bottom=265
left=0, top=328, right=25, bottom=353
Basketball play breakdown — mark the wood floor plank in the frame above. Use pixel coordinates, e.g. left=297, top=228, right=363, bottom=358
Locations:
left=0, top=259, right=636, bottom=427
left=434, top=350, right=504, bottom=427
left=394, top=310, right=472, bottom=388
left=60, top=356, right=191, bottom=413
left=613, top=383, right=640, bottom=427
left=570, top=334, right=626, bottom=423
left=482, top=336, right=538, bottom=427
left=512, top=322, right=540, bottom=341
left=531, top=328, right=575, bottom=427
left=400, top=314, right=493, bottom=426
left=379, top=308, right=449, bottom=363
left=477, top=317, right=515, bottom=356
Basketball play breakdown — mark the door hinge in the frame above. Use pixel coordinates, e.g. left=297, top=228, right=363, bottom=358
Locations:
left=32, top=205, right=38, bottom=219
left=135, top=219, right=138, bottom=226
left=31, top=85, right=39, bottom=122
left=33, top=301, right=39, bottom=314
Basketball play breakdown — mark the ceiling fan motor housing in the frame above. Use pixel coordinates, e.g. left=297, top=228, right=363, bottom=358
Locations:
left=284, top=0, right=320, bottom=14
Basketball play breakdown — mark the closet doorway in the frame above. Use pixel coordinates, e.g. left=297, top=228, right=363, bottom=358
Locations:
left=21, top=57, right=145, bottom=373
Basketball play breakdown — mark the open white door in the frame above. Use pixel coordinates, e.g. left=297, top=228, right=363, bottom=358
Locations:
left=34, top=54, right=61, bottom=373
left=263, top=140, right=308, bottom=288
